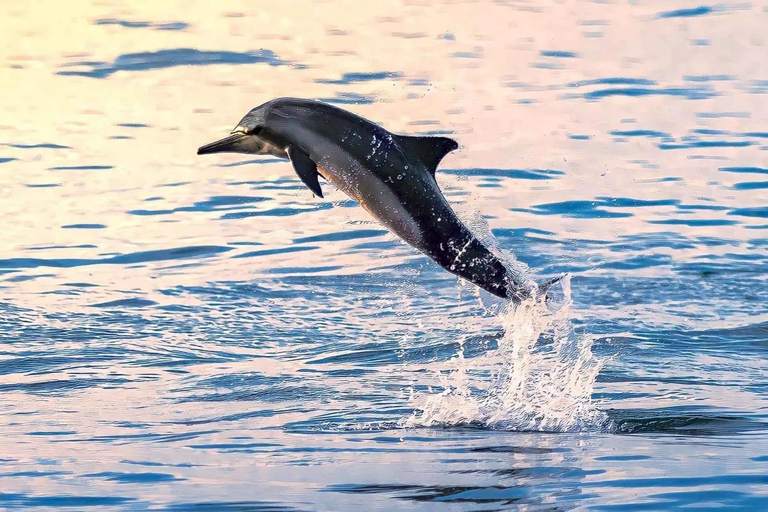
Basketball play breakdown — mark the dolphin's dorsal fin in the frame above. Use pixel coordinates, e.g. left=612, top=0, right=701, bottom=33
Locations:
left=287, top=145, right=324, bottom=198
left=395, top=135, right=458, bottom=175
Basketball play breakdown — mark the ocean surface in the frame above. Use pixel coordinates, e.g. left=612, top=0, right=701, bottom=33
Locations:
left=1, top=1, right=767, bottom=510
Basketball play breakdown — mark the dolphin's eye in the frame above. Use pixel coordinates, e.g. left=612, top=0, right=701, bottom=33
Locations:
left=252, top=125, right=263, bottom=135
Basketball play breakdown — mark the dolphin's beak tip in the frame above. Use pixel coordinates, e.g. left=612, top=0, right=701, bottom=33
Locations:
left=196, top=133, right=249, bottom=156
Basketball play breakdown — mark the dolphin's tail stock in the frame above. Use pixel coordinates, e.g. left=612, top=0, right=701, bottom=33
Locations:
left=435, top=233, right=567, bottom=304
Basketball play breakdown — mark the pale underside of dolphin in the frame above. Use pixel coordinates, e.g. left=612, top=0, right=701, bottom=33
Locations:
left=198, top=97, right=557, bottom=301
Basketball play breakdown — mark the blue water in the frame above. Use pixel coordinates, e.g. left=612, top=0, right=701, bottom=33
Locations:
left=1, top=1, right=768, bottom=510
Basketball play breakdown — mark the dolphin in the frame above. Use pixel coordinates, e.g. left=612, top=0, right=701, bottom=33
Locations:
left=198, top=97, right=557, bottom=301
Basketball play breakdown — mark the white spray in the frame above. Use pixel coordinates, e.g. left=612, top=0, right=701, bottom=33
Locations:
left=403, top=212, right=607, bottom=432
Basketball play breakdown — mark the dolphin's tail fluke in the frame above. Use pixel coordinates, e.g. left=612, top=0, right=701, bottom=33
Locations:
left=537, top=273, right=567, bottom=301
left=500, top=273, right=566, bottom=303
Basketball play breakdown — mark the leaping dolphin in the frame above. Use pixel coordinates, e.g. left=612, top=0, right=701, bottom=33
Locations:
left=198, top=97, right=557, bottom=302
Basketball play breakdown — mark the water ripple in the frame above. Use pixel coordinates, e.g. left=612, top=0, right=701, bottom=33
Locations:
left=58, top=48, right=296, bottom=79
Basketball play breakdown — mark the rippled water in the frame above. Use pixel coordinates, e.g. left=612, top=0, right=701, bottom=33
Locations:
left=2, top=1, right=767, bottom=510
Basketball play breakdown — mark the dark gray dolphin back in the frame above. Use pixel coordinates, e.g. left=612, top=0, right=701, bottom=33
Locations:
left=240, top=98, right=457, bottom=173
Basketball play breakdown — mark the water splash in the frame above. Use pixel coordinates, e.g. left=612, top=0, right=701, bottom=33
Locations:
left=404, top=275, right=607, bottom=432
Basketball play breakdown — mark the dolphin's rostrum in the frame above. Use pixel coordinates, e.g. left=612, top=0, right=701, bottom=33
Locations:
left=199, top=97, right=556, bottom=301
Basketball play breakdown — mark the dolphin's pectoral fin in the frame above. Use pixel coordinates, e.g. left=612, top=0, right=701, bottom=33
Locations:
left=395, top=135, right=459, bottom=175
left=287, top=145, right=324, bottom=198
